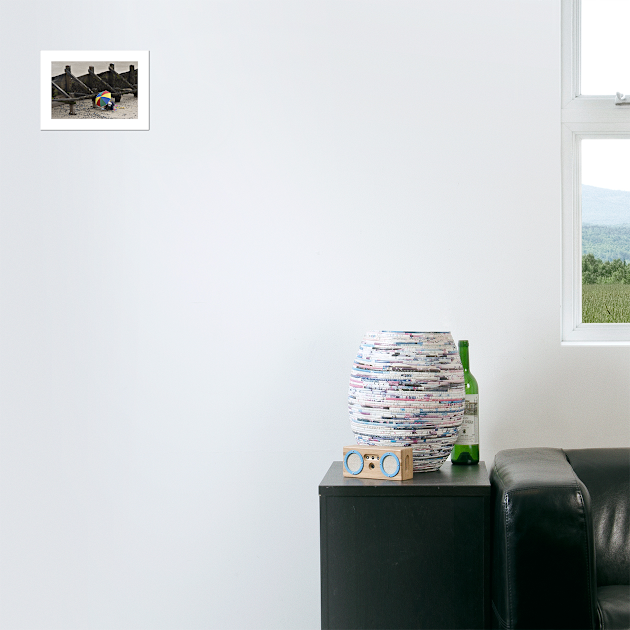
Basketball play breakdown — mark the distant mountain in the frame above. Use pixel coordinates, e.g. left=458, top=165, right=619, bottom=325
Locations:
left=582, top=185, right=630, bottom=225
left=582, top=224, right=630, bottom=262
left=582, top=185, right=630, bottom=260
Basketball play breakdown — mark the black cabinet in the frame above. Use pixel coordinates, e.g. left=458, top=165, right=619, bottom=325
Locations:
left=319, top=461, right=490, bottom=630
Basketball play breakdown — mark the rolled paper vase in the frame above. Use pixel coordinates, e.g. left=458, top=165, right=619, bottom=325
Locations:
left=348, top=331, right=465, bottom=473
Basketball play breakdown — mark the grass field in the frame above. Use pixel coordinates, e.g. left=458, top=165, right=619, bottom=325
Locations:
left=582, top=283, right=630, bottom=323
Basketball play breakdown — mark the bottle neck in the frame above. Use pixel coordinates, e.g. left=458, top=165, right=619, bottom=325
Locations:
left=459, top=344, right=470, bottom=371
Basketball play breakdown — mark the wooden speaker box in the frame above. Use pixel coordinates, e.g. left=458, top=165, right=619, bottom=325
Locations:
left=342, top=445, right=413, bottom=480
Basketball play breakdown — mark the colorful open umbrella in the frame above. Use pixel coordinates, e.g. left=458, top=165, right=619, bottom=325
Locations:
left=95, top=91, right=112, bottom=108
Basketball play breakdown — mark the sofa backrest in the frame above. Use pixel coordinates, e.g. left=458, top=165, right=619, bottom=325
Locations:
left=564, top=448, right=630, bottom=587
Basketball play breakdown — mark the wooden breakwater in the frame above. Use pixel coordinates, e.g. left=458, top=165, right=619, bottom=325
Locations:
left=51, top=63, right=138, bottom=115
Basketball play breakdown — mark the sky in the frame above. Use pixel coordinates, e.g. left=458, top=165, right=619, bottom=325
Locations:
left=582, top=140, right=630, bottom=193
left=580, top=1, right=630, bottom=193
left=581, top=0, right=630, bottom=96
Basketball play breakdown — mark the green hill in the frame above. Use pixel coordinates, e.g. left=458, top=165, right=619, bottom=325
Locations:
left=582, top=224, right=630, bottom=262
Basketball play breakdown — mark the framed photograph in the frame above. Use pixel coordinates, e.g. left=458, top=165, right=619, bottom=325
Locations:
left=41, top=50, right=149, bottom=130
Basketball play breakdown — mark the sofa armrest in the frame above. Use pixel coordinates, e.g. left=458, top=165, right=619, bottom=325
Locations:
left=490, top=448, right=598, bottom=630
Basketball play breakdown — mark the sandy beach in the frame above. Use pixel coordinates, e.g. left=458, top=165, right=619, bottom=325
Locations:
left=51, top=93, right=139, bottom=120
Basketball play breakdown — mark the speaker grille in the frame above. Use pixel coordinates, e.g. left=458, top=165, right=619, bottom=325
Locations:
left=381, top=453, right=400, bottom=477
left=345, top=452, right=363, bottom=474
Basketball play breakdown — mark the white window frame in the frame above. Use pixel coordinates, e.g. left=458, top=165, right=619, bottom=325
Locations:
left=561, top=0, right=630, bottom=345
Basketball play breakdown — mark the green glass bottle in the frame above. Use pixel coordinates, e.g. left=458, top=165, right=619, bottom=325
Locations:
left=451, top=340, right=479, bottom=465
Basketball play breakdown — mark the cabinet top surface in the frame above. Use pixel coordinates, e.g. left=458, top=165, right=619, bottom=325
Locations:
left=319, top=461, right=490, bottom=497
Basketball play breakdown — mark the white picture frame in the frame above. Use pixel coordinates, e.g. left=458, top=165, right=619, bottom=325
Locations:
left=41, top=50, right=150, bottom=131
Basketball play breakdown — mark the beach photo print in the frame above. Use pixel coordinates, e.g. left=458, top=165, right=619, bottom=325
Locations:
left=41, top=51, right=149, bottom=130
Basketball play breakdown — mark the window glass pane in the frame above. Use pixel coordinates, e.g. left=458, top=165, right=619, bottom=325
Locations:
left=581, top=0, right=630, bottom=96
left=582, top=139, right=630, bottom=322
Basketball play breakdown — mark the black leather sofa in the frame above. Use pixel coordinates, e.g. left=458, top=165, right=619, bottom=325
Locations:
left=490, top=448, right=629, bottom=629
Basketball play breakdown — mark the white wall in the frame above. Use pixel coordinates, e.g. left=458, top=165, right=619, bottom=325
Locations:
left=1, top=1, right=628, bottom=628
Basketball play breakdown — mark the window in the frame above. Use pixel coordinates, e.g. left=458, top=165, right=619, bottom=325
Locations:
left=561, top=0, right=630, bottom=344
